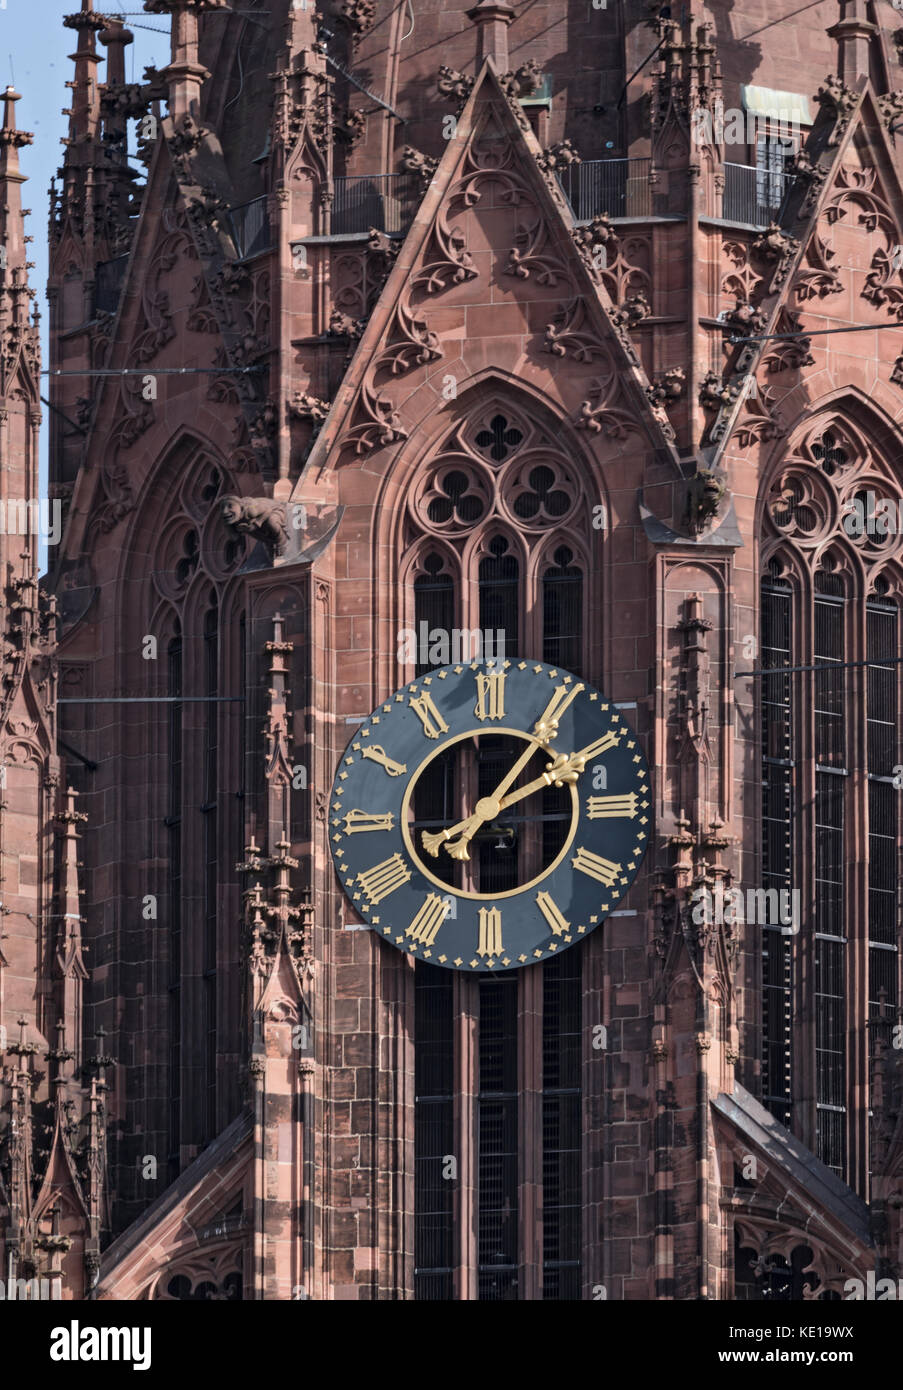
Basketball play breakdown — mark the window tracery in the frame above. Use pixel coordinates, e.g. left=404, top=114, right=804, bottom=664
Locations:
left=760, top=415, right=903, bottom=1189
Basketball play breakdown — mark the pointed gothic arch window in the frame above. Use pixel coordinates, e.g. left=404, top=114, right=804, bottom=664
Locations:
left=413, top=552, right=456, bottom=678
left=203, top=601, right=219, bottom=1144
left=542, top=545, right=583, bottom=676
left=866, top=583, right=899, bottom=1069
left=406, top=399, right=593, bottom=1300
left=167, top=625, right=183, bottom=1182
left=761, top=423, right=903, bottom=1192
left=761, top=561, right=794, bottom=1130
left=479, top=535, right=519, bottom=658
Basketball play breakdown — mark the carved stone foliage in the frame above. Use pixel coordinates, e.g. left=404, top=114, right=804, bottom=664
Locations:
left=92, top=374, right=156, bottom=534
left=764, top=420, right=903, bottom=570
left=400, top=145, right=439, bottom=194
left=796, top=165, right=902, bottom=312
left=573, top=349, right=643, bottom=440
left=762, top=309, right=814, bottom=374
left=411, top=113, right=538, bottom=297
left=794, top=226, right=842, bottom=302
left=129, top=211, right=190, bottom=363
left=720, top=239, right=763, bottom=308
left=751, top=222, right=801, bottom=296
left=409, top=406, right=583, bottom=542
left=545, top=289, right=647, bottom=371
left=646, top=369, right=685, bottom=434
left=786, top=146, right=828, bottom=217
left=336, top=0, right=376, bottom=43
left=816, top=74, right=858, bottom=147
left=535, top=140, right=581, bottom=175
left=733, top=384, right=784, bottom=450
left=337, top=103, right=577, bottom=458
left=506, top=214, right=570, bottom=284
left=437, top=65, right=475, bottom=115
left=700, top=369, right=733, bottom=411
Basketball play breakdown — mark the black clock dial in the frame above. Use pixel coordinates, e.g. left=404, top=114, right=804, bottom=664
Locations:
left=329, top=659, right=650, bottom=972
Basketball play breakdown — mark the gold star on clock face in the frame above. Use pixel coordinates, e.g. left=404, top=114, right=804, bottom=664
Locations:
left=328, top=661, right=651, bottom=973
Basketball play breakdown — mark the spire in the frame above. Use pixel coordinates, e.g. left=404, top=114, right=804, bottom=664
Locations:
left=62, top=1, right=105, bottom=146
left=0, top=87, right=33, bottom=286
left=828, top=0, right=877, bottom=85
left=99, top=15, right=133, bottom=89
left=98, top=19, right=139, bottom=252
left=147, top=0, right=229, bottom=123
left=466, top=0, right=515, bottom=70
left=0, top=86, right=34, bottom=339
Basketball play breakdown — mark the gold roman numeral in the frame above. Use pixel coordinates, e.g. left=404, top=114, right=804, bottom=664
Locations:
left=477, top=906, right=503, bottom=958
left=360, top=744, right=407, bottom=777
left=586, top=793, right=637, bottom=820
left=356, top=853, right=411, bottom=905
left=406, top=893, right=449, bottom=947
left=409, top=691, right=449, bottom=739
left=342, top=809, right=395, bottom=834
left=571, top=847, right=621, bottom=887
left=536, top=890, right=570, bottom=937
left=474, top=670, right=506, bottom=721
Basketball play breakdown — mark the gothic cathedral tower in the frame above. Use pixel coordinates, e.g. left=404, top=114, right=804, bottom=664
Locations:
left=1, top=0, right=903, bottom=1302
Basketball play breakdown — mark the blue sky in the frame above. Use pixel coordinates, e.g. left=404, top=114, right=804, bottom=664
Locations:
left=2, top=2, right=171, bottom=548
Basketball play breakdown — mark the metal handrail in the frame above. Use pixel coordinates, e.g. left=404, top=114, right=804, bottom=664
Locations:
left=555, top=158, right=652, bottom=220
left=723, top=162, right=793, bottom=227
left=332, top=173, right=420, bottom=236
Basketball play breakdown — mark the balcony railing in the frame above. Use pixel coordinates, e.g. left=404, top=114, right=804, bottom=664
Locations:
left=723, top=163, right=793, bottom=227
left=555, top=158, right=652, bottom=220
left=227, top=196, right=271, bottom=259
left=331, top=173, right=420, bottom=236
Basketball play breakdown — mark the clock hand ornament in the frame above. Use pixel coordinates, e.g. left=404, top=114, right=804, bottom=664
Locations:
left=495, top=750, right=586, bottom=811
left=500, top=725, right=623, bottom=811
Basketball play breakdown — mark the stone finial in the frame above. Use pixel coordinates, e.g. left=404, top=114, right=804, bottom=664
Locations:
left=466, top=0, right=515, bottom=70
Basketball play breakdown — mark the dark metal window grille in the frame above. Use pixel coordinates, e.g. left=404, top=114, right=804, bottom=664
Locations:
left=761, top=578, right=794, bottom=1126
left=867, top=599, right=899, bottom=1089
left=755, top=133, right=797, bottom=217
left=813, top=574, right=846, bottom=1177
left=542, top=951, right=582, bottom=1300
left=167, top=632, right=183, bottom=1180
left=414, top=554, right=455, bottom=678
left=479, top=536, right=518, bottom=658
left=203, top=606, right=218, bottom=1142
left=414, top=963, right=455, bottom=1300
left=478, top=975, right=519, bottom=1300
left=411, top=567, right=459, bottom=889
left=542, top=546, right=583, bottom=677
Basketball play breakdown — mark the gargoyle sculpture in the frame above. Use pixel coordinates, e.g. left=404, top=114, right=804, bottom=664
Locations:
left=221, top=495, right=289, bottom=557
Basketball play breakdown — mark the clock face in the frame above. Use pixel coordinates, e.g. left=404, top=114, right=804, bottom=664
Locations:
left=329, top=660, right=650, bottom=972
